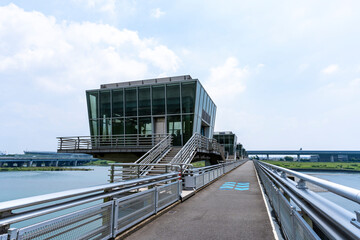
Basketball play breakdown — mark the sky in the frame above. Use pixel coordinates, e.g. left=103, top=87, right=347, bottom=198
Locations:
left=1, top=0, right=360, bottom=153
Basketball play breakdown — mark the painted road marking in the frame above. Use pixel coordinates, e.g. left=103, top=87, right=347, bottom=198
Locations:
left=220, top=182, right=250, bottom=191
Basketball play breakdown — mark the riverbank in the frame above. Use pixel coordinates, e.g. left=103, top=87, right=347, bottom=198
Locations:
left=261, top=161, right=360, bottom=172
left=84, top=160, right=115, bottom=166
left=0, top=167, right=93, bottom=172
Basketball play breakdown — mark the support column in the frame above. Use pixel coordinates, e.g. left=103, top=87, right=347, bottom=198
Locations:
left=297, top=154, right=300, bottom=161
left=56, top=161, right=59, bottom=167
left=267, top=154, right=269, bottom=160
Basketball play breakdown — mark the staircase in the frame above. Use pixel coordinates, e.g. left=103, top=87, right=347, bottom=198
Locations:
left=147, top=147, right=182, bottom=175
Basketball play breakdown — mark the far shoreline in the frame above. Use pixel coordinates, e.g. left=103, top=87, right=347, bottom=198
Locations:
left=0, top=167, right=93, bottom=172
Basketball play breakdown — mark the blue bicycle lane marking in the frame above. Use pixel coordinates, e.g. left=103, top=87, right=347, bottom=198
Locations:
left=220, top=182, right=250, bottom=191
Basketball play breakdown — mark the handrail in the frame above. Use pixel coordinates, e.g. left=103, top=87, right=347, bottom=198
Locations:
left=255, top=160, right=360, bottom=239
left=0, top=173, right=177, bottom=212
left=57, top=134, right=169, bottom=150
left=171, top=133, right=225, bottom=167
left=259, top=161, right=360, bottom=204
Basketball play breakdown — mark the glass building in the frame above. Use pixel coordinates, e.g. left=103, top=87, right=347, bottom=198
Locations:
left=213, top=131, right=238, bottom=158
left=86, top=75, right=216, bottom=146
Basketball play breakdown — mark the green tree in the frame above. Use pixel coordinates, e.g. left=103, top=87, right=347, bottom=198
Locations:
left=284, top=156, right=294, bottom=161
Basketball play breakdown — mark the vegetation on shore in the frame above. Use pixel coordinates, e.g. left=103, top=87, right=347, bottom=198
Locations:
left=84, top=159, right=115, bottom=166
left=192, top=161, right=206, bottom=168
left=0, top=167, right=93, bottom=172
left=261, top=161, right=360, bottom=172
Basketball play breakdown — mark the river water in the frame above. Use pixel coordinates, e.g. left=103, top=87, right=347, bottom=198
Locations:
left=0, top=166, right=110, bottom=202
left=301, top=171, right=360, bottom=213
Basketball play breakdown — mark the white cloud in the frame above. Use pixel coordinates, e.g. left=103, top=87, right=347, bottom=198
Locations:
left=205, top=57, right=248, bottom=100
left=0, top=4, right=181, bottom=93
left=73, top=0, right=116, bottom=14
left=321, top=64, right=339, bottom=74
left=151, top=8, right=165, bottom=19
left=0, top=4, right=181, bottom=153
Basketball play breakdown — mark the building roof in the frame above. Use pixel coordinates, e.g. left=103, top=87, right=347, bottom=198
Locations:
left=214, top=131, right=235, bottom=135
left=100, top=75, right=193, bottom=89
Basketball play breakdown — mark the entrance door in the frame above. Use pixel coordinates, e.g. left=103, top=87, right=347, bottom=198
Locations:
left=154, top=118, right=166, bottom=143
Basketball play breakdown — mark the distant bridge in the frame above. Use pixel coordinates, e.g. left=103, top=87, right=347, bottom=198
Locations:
left=247, top=150, right=360, bottom=161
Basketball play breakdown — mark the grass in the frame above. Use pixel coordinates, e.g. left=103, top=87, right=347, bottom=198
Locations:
left=84, top=160, right=115, bottom=166
left=192, top=161, right=206, bottom=168
left=0, top=167, right=93, bottom=172
left=261, top=161, right=360, bottom=172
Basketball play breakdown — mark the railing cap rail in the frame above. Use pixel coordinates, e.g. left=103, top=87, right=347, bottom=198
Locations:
left=0, top=172, right=177, bottom=212
left=259, top=161, right=360, bottom=204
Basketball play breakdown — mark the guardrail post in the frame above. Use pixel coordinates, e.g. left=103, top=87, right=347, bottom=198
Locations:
left=8, top=228, right=17, bottom=240
left=351, top=211, right=360, bottom=229
left=296, top=179, right=307, bottom=189
left=137, top=165, right=140, bottom=179
left=281, top=171, right=286, bottom=178
left=110, top=165, right=114, bottom=183
left=155, top=187, right=158, bottom=213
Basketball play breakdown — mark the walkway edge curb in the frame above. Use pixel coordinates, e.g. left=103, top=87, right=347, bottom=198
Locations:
left=254, top=161, right=280, bottom=240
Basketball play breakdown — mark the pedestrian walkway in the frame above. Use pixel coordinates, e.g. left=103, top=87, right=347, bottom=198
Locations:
left=124, top=161, right=275, bottom=240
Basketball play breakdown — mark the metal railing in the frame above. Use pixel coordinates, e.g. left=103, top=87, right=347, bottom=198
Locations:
left=255, top=160, right=360, bottom=240
left=57, top=134, right=169, bottom=150
left=0, top=173, right=181, bottom=240
left=184, top=160, right=246, bottom=189
left=171, top=133, right=225, bottom=167
left=132, top=135, right=173, bottom=176
left=109, top=163, right=189, bottom=182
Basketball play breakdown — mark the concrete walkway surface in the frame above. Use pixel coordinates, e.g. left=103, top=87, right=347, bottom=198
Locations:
left=125, top=161, right=275, bottom=240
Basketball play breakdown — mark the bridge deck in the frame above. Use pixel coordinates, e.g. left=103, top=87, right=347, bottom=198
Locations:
left=125, top=161, right=274, bottom=240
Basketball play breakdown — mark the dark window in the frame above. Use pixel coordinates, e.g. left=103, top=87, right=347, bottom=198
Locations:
left=139, top=117, right=152, bottom=136
left=166, top=84, right=180, bottom=114
left=182, top=82, right=196, bottom=113
left=152, top=85, right=165, bottom=115
left=167, top=115, right=182, bottom=146
left=87, top=91, right=98, bottom=119
left=182, top=114, right=194, bottom=144
left=100, top=91, right=111, bottom=118
left=112, top=118, right=124, bottom=135
left=112, top=89, right=123, bottom=117
left=125, top=118, right=138, bottom=135
left=125, top=88, right=137, bottom=116
left=138, top=87, right=151, bottom=116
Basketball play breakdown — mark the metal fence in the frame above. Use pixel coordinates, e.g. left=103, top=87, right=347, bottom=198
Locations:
left=0, top=160, right=246, bottom=240
left=57, top=134, right=169, bottom=150
left=0, top=173, right=180, bottom=240
left=184, top=160, right=246, bottom=189
left=255, top=160, right=360, bottom=240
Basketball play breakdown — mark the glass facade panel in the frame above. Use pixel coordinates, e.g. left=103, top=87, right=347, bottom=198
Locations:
left=167, top=115, right=182, bottom=146
left=87, top=91, right=98, bottom=119
left=138, top=87, right=151, bottom=116
left=99, top=118, right=111, bottom=136
left=152, top=85, right=165, bottom=115
left=125, top=118, right=138, bottom=135
left=166, top=84, right=181, bottom=114
left=182, top=114, right=194, bottom=144
left=100, top=91, right=111, bottom=118
left=112, top=89, right=123, bottom=117
left=125, top=88, right=137, bottom=116
left=181, top=82, right=196, bottom=113
left=139, top=117, right=152, bottom=136
left=112, top=118, right=124, bottom=135
left=90, top=120, right=98, bottom=136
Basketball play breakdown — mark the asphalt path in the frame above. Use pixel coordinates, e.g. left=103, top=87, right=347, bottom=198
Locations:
left=125, top=161, right=274, bottom=240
